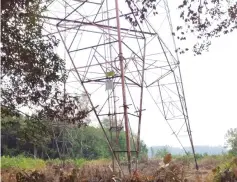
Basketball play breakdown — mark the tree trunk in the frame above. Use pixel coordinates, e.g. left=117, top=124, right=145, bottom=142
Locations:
left=33, top=144, right=37, bottom=158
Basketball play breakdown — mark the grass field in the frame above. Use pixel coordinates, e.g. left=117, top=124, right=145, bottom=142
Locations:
left=1, top=154, right=237, bottom=182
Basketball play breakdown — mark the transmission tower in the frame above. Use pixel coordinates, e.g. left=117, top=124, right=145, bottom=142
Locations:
left=41, top=0, right=199, bottom=175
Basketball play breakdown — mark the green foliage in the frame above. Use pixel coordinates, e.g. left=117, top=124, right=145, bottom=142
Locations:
left=225, top=128, right=237, bottom=155
left=155, top=146, right=169, bottom=158
left=174, top=154, right=193, bottom=166
left=101, top=117, right=148, bottom=159
left=210, top=157, right=237, bottom=182
left=0, top=156, right=97, bottom=169
left=1, top=0, right=90, bottom=125
left=1, top=111, right=52, bottom=158
left=71, top=126, right=111, bottom=159
left=1, top=0, right=66, bottom=109
left=175, top=153, right=233, bottom=163
left=1, top=155, right=46, bottom=169
left=1, top=0, right=91, bottom=129
left=73, top=158, right=87, bottom=167
left=139, top=140, right=149, bottom=159
left=176, top=0, right=237, bottom=55
left=125, top=0, right=237, bottom=55
left=1, top=113, right=148, bottom=160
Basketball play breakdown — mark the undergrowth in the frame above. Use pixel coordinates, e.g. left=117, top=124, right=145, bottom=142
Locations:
left=1, top=155, right=46, bottom=170
left=1, top=155, right=237, bottom=181
left=0, top=156, right=92, bottom=170
left=205, top=157, right=237, bottom=182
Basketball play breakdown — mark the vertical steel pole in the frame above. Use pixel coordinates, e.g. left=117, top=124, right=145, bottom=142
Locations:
left=136, top=40, right=146, bottom=169
left=114, top=0, right=131, bottom=174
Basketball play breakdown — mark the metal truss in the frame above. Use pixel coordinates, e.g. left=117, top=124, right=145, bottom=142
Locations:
left=40, top=0, right=199, bottom=175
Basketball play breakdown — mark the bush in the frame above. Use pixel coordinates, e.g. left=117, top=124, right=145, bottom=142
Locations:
left=74, top=158, right=87, bottom=167
left=0, top=156, right=102, bottom=170
left=1, top=155, right=46, bottom=169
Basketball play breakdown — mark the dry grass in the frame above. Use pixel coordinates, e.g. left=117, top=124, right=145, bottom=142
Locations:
left=1, top=155, right=237, bottom=182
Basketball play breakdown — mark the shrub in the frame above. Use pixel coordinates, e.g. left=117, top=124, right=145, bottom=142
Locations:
left=1, top=155, right=45, bottom=169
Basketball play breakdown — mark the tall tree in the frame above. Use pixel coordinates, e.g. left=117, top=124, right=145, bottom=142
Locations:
left=1, top=107, right=52, bottom=158
left=1, top=0, right=91, bottom=125
left=225, top=128, right=237, bottom=155
left=1, top=0, right=65, bottom=109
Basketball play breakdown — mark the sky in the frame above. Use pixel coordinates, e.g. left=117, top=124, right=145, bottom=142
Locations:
left=140, top=32, right=237, bottom=147
left=174, top=32, right=237, bottom=147
left=139, top=1, right=237, bottom=147
left=40, top=0, right=237, bottom=149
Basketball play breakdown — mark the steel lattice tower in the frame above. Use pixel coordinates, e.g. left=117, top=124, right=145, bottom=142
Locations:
left=41, top=0, right=198, bottom=175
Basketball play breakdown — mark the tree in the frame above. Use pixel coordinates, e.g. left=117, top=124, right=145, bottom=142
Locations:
left=37, top=92, right=91, bottom=127
left=225, top=128, right=237, bottom=155
left=175, top=0, right=237, bottom=55
left=1, top=0, right=91, bottom=126
left=151, top=147, right=155, bottom=158
left=155, top=146, right=170, bottom=158
left=1, top=0, right=65, bottom=109
left=101, top=117, right=111, bottom=129
left=125, top=0, right=237, bottom=55
left=1, top=107, right=52, bottom=158
left=1, top=109, right=148, bottom=160
left=139, top=140, right=148, bottom=159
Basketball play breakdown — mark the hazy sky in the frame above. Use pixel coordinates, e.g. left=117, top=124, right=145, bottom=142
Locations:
left=40, top=0, right=237, bottom=149
left=176, top=33, right=237, bottom=147
left=141, top=31, right=237, bottom=147
left=139, top=1, right=237, bottom=147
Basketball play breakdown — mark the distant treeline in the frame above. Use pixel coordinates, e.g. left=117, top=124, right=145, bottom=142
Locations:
left=1, top=109, right=148, bottom=160
left=148, top=145, right=227, bottom=158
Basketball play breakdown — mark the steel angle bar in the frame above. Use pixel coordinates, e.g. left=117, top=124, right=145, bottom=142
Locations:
left=145, top=82, right=188, bottom=155
left=69, top=40, right=118, bottom=53
left=146, top=66, right=178, bottom=88
left=56, top=25, right=125, bottom=176
left=71, top=0, right=102, bottom=5
left=94, top=12, right=134, bottom=24
left=37, top=14, right=156, bottom=35
left=145, top=5, right=198, bottom=169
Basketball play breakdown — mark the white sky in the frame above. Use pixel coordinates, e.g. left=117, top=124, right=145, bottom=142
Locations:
left=40, top=0, right=237, bottom=148
left=141, top=31, right=237, bottom=147
left=176, top=32, right=237, bottom=147
left=136, top=0, right=237, bottom=148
